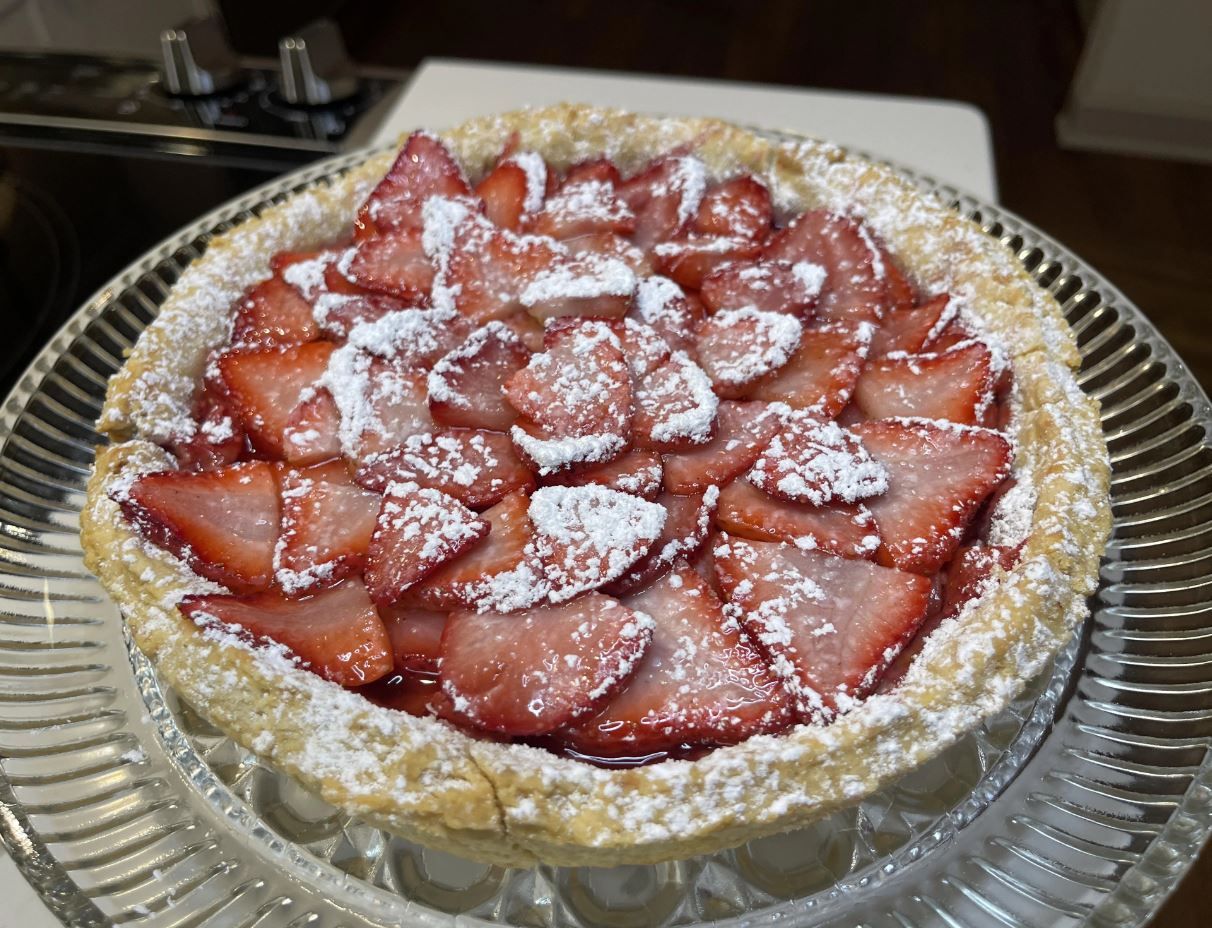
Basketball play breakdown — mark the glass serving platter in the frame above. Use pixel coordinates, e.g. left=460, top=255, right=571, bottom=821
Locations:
left=0, top=131, right=1209, bottom=928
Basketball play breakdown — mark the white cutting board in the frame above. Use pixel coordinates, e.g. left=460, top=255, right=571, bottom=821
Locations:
left=365, top=58, right=997, bottom=200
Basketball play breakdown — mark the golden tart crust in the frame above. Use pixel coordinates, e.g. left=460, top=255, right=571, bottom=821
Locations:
left=82, top=104, right=1111, bottom=867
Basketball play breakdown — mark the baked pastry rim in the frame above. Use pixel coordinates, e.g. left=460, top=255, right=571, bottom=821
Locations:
left=81, top=103, right=1111, bottom=868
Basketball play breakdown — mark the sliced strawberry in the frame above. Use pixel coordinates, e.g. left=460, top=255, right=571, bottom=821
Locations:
left=504, top=319, right=631, bottom=452
left=354, top=429, right=535, bottom=509
left=693, top=175, right=773, bottom=240
left=748, top=321, right=872, bottom=418
left=852, top=418, right=1013, bottom=574
left=167, top=381, right=245, bottom=472
left=441, top=213, right=565, bottom=323
left=345, top=229, right=436, bottom=302
left=231, top=276, right=320, bottom=348
left=941, top=543, right=1020, bottom=618
left=180, top=579, right=391, bottom=687
left=548, top=448, right=663, bottom=500
left=476, top=156, right=542, bottom=231
left=527, top=177, right=635, bottom=240
left=565, top=564, right=792, bottom=754
left=561, top=158, right=623, bottom=188
left=329, top=354, right=436, bottom=461
left=663, top=400, right=780, bottom=494
left=364, top=484, right=489, bottom=606
left=439, top=592, right=653, bottom=736
left=314, top=287, right=409, bottom=341
left=630, top=275, right=704, bottom=355
left=270, top=247, right=334, bottom=282
left=699, top=258, right=826, bottom=317
left=408, top=490, right=548, bottom=612
left=117, top=460, right=279, bottom=592
left=617, top=153, right=707, bottom=249
left=520, top=251, right=635, bottom=320
left=714, top=536, right=931, bottom=713
left=218, top=341, right=333, bottom=458
left=854, top=342, right=993, bottom=425
left=880, top=247, right=916, bottom=313
left=748, top=415, right=888, bottom=506
left=281, top=388, right=342, bottom=466
left=763, top=210, right=888, bottom=326
left=380, top=604, right=447, bottom=674
left=927, top=320, right=976, bottom=353
left=275, top=461, right=378, bottom=594
left=633, top=353, right=719, bottom=452
left=427, top=321, right=530, bottom=431
left=695, top=307, right=804, bottom=397
left=355, top=132, right=470, bottom=238
left=868, top=294, right=953, bottom=358
left=563, top=231, right=653, bottom=277
left=603, top=488, right=718, bottom=595
left=652, top=235, right=762, bottom=290
left=715, top=478, right=880, bottom=561
left=341, top=307, right=472, bottom=373
left=528, top=485, right=666, bottom=602
left=510, top=419, right=629, bottom=476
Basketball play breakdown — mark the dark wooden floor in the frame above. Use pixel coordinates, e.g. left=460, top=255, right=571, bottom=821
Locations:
left=227, top=1, right=1212, bottom=922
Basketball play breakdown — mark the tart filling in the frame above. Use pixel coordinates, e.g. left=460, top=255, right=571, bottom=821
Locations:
left=82, top=106, right=1110, bottom=867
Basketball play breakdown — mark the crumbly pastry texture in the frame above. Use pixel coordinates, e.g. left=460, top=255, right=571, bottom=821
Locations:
left=82, top=104, right=1111, bottom=867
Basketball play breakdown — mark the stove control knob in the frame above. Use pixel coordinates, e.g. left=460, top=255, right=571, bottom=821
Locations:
left=159, top=16, right=243, bottom=96
left=278, top=19, right=359, bottom=106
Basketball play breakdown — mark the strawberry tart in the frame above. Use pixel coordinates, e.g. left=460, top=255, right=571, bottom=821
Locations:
left=82, top=105, right=1110, bottom=867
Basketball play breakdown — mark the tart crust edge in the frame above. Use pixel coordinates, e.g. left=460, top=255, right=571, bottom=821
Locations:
left=81, top=103, right=1111, bottom=867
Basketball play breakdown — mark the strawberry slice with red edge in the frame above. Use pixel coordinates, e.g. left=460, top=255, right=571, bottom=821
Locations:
left=564, top=563, right=793, bottom=755
left=853, top=418, right=1013, bottom=574
left=438, top=592, right=654, bottom=736
left=354, top=429, right=535, bottom=509
left=275, top=460, right=379, bottom=594
left=408, top=490, right=548, bottom=612
left=880, top=246, right=916, bottom=313
left=499, top=313, right=545, bottom=352
left=180, top=578, right=392, bottom=687
left=346, top=229, right=436, bottom=302
left=617, top=152, right=707, bottom=250
left=695, top=307, right=804, bottom=398
left=716, top=478, right=880, bottom=561
left=520, top=251, right=635, bottom=321
left=379, top=604, right=447, bottom=674
left=630, top=275, right=704, bottom=355
left=868, top=294, right=953, bottom=358
left=603, top=488, right=718, bottom=595
left=527, top=170, right=635, bottom=240
left=475, top=154, right=545, bottom=231
left=331, top=354, right=436, bottom=461
left=699, top=258, right=826, bottom=317
left=231, top=276, right=320, bottom=348
left=562, top=231, right=653, bottom=277
left=715, top=535, right=932, bottom=715
left=116, top=460, right=280, bottom=593
left=763, top=209, right=889, bottom=326
left=693, top=175, right=773, bottom=240
left=633, top=352, right=719, bottom=452
left=528, top=485, right=666, bottom=602
left=748, top=320, right=873, bottom=418
left=652, top=235, right=762, bottom=290
left=427, top=321, right=530, bottom=431
left=281, top=388, right=342, bottom=466
left=217, top=341, right=333, bottom=459
left=167, top=380, right=246, bottom=472
left=364, top=484, right=490, bottom=607
left=504, top=318, right=632, bottom=448
left=663, top=400, right=780, bottom=494
left=748, top=414, right=888, bottom=506
left=854, top=342, right=993, bottom=425
left=441, top=213, right=565, bottom=324
left=355, top=132, right=470, bottom=238
left=548, top=448, right=663, bottom=500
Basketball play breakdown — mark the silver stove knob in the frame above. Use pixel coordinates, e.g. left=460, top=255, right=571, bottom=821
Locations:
left=278, top=19, right=359, bottom=106
left=159, top=16, right=243, bottom=96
